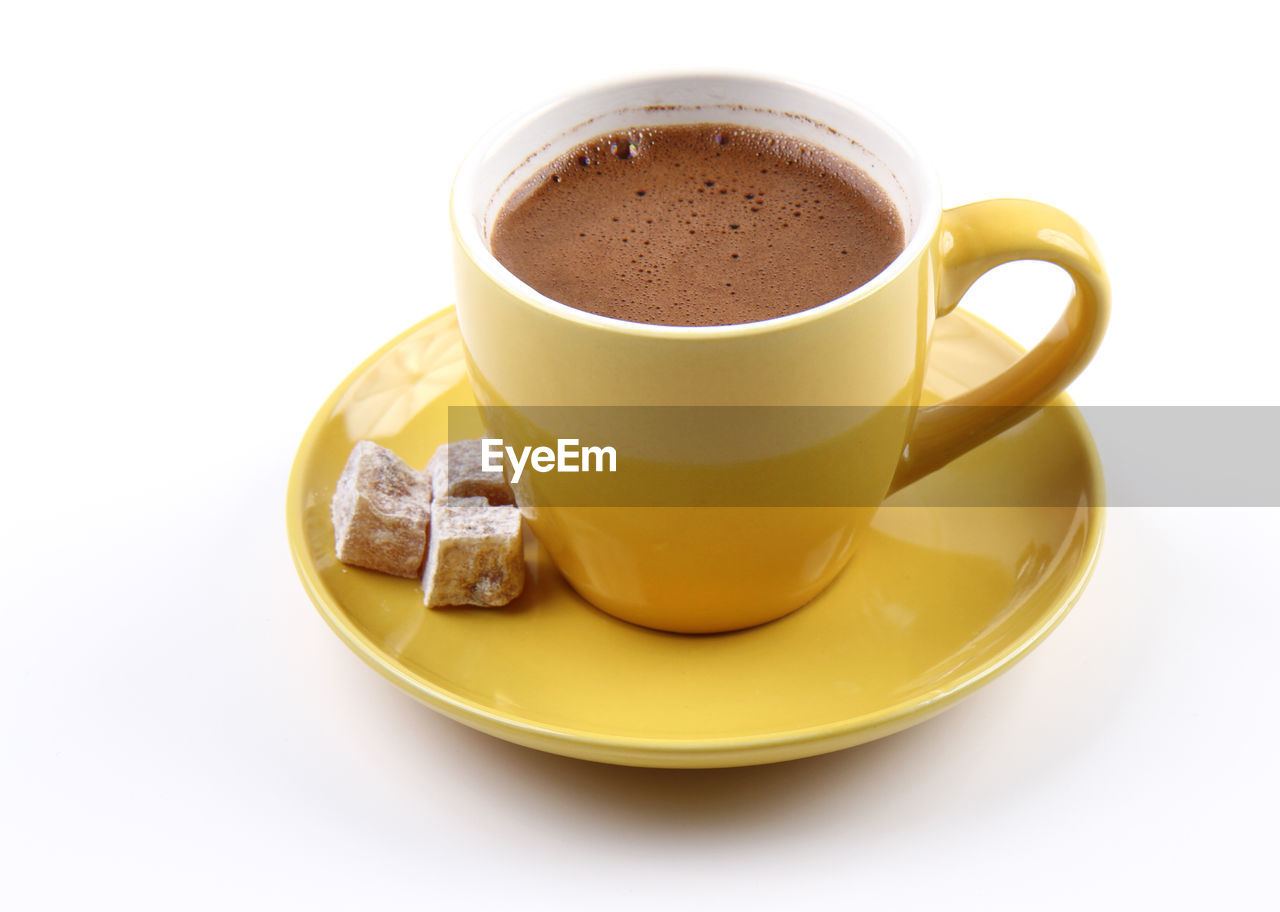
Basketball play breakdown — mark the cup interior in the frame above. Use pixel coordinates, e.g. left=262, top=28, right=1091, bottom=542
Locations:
left=451, top=73, right=941, bottom=331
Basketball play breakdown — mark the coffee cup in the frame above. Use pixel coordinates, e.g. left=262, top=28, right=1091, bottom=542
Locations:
left=450, top=72, right=1108, bottom=633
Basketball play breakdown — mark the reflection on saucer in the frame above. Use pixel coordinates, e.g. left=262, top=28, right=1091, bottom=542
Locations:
left=287, top=307, right=1104, bottom=768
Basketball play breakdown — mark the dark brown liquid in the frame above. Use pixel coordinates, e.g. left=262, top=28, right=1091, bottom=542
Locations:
left=490, top=123, right=905, bottom=327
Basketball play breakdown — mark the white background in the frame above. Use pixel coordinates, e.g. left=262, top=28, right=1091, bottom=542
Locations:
left=3, top=1, right=1277, bottom=909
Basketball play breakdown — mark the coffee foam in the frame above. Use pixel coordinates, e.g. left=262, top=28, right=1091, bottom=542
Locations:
left=490, top=124, right=905, bottom=327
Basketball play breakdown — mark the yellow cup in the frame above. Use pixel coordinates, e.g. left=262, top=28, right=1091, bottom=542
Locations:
left=450, top=73, right=1108, bottom=633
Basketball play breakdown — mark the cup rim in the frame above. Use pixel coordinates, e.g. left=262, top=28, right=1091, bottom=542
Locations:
left=450, top=70, right=943, bottom=339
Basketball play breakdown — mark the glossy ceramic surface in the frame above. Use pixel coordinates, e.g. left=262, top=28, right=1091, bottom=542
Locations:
left=286, top=307, right=1105, bottom=768
left=450, top=74, right=1109, bottom=632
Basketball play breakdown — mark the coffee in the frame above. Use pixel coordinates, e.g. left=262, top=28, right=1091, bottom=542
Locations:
left=490, top=123, right=905, bottom=327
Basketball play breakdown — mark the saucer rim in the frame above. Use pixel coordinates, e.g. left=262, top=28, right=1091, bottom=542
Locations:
left=285, top=308, right=1106, bottom=767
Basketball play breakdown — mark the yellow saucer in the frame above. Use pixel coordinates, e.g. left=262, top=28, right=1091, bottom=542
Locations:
left=286, top=308, right=1104, bottom=768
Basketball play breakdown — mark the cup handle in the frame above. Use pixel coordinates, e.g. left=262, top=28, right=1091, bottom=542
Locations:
left=887, top=199, right=1111, bottom=494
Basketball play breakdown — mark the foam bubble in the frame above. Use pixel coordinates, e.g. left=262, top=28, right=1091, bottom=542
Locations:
left=489, top=123, right=903, bottom=327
